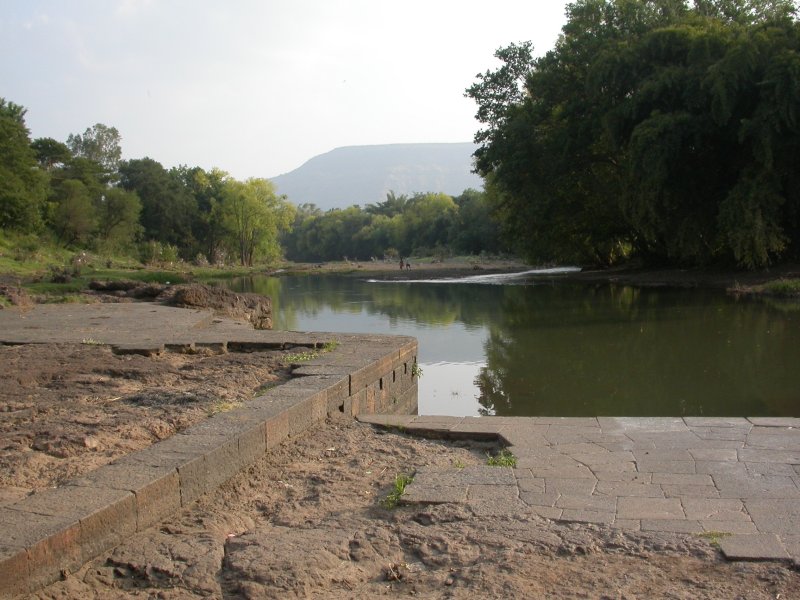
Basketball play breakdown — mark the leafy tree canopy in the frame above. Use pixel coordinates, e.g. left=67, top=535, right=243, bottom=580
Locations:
left=0, top=98, right=47, bottom=232
left=468, top=0, right=800, bottom=268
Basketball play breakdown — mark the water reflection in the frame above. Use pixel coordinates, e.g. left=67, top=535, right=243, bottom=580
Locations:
left=226, top=275, right=799, bottom=417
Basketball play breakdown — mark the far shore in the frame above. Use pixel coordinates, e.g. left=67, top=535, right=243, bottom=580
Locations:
left=268, top=259, right=800, bottom=294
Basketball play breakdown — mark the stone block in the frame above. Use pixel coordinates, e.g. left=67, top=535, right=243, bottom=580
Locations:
left=616, top=497, right=684, bottom=520
left=661, top=485, right=720, bottom=499
left=356, top=414, right=415, bottom=428
left=111, top=343, right=164, bottom=356
left=545, top=478, right=597, bottom=496
left=556, top=494, right=617, bottom=513
left=684, top=417, right=751, bottom=428
left=519, top=491, right=560, bottom=508
left=0, top=508, right=82, bottom=593
left=701, top=520, right=757, bottom=534
left=174, top=434, right=240, bottom=505
left=594, top=481, right=664, bottom=498
left=641, top=519, right=702, bottom=534
left=365, top=385, right=376, bottom=414
left=559, top=509, right=614, bottom=525
left=747, top=417, right=800, bottom=428
left=9, top=485, right=137, bottom=565
left=348, top=389, right=366, bottom=416
left=286, top=395, right=320, bottom=436
left=695, top=461, right=749, bottom=477
left=681, top=498, right=750, bottom=521
left=516, top=478, right=545, bottom=493
left=323, top=377, right=350, bottom=414
left=594, top=471, right=653, bottom=484
left=718, top=534, right=790, bottom=561
left=0, top=543, right=29, bottom=599
left=68, top=459, right=181, bottom=531
left=236, top=422, right=267, bottom=466
left=467, top=485, right=519, bottom=502
left=265, top=411, right=290, bottom=450
left=745, top=499, right=800, bottom=534
left=392, top=384, right=418, bottom=415
left=636, top=459, right=696, bottom=474
left=402, top=484, right=467, bottom=505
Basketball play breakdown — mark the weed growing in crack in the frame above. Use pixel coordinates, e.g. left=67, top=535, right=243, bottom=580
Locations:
left=381, top=473, right=413, bottom=509
left=486, top=448, right=517, bottom=467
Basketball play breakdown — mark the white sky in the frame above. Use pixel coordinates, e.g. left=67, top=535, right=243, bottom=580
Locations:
left=1, top=1, right=569, bottom=179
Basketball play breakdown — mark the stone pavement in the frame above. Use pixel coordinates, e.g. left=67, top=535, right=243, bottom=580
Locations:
left=358, top=414, right=800, bottom=565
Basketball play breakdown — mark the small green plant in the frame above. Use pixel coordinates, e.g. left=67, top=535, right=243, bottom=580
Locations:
left=698, top=531, right=732, bottom=548
left=452, top=459, right=466, bottom=469
left=486, top=448, right=517, bottom=467
left=321, top=340, right=339, bottom=352
left=285, top=350, right=318, bottom=362
left=411, top=362, right=423, bottom=378
left=208, top=400, right=242, bottom=416
left=81, top=338, right=103, bottom=345
left=381, top=473, right=413, bottom=509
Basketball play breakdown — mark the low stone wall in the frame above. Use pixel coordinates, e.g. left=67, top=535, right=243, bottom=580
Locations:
left=0, top=334, right=418, bottom=599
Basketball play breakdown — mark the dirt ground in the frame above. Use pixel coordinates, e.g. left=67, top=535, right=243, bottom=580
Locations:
left=25, top=415, right=798, bottom=600
left=0, top=343, right=291, bottom=503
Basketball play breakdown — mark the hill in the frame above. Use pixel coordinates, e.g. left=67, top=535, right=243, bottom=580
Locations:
left=269, top=143, right=483, bottom=210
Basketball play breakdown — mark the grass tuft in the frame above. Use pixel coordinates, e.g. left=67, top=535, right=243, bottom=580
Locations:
left=486, top=448, right=517, bottom=467
left=381, top=473, right=413, bottom=509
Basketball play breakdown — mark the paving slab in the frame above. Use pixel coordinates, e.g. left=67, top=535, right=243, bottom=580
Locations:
left=718, top=534, right=790, bottom=561
left=366, top=412, right=800, bottom=563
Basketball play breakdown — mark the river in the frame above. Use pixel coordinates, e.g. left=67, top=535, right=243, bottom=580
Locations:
left=226, top=271, right=800, bottom=418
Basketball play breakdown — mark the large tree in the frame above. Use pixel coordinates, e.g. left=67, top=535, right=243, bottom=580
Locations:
left=119, top=157, right=197, bottom=251
left=468, top=0, right=800, bottom=268
left=66, top=123, right=122, bottom=180
left=0, top=99, right=47, bottom=232
left=222, top=178, right=295, bottom=266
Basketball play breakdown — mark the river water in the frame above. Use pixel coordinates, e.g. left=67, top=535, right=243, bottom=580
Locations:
left=226, top=272, right=799, bottom=418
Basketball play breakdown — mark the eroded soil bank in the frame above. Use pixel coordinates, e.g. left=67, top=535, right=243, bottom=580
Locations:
left=27, top=416, right=800, bottom=599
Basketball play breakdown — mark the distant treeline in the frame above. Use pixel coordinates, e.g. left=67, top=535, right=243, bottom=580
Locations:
left=282, top=190, right=506, bottom=262
left=0, top=100, right=504, bottom=266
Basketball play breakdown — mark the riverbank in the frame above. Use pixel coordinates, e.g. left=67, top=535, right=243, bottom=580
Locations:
left=273, top=259, right=800, bottom=295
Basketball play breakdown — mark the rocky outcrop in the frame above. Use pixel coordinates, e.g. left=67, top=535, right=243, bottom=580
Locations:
left=88, top=280, right=273, bottom=329
left=166, top=284, right=273, bottom=330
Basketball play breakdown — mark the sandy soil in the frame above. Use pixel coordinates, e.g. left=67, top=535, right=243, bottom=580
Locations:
left=0, top=343, right=291, bottom=504
left=29, top=415, right=799, bottom=600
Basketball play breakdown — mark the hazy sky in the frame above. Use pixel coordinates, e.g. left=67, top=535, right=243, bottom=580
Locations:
left=2, top=1, right=570, bottom=179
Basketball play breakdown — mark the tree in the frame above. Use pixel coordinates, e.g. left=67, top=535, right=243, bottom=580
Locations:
left=95, top=188, right=142, bottom=252
left=172, top=165, right=230, bottom=261
left=0, top=98, right=47, bottom=232
left=31, top=137, right=72, bottom=171
left=119, top=158, right=197, bottom=252
left=49, top=179, right=96, bottom=245
left=222, top=178, right=295, bottom=266
left=467, top=0, right=800, bottom=268
left=66, top=123, right=122, bottom=180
